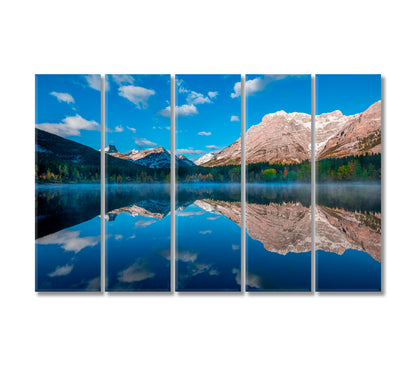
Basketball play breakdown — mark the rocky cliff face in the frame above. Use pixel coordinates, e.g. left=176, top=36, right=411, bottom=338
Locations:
left=200, top=101, right=381, bottom=166
left=194, top=152, right=217, bottom=166
left=105, top=145, right=195, bottom=168
left=317, top=101, right=381, bottom=159
left=315, top=205, right=381, bottom=262
left=106, top=199, right=171, bottom=221
left=192, top=199, right=380, bottom=261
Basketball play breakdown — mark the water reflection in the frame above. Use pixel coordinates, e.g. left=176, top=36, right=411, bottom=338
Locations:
left=36, top=184, right=100, bottom=239
left=36, top=216, right=101, bottom=292
left=316, top=183, right=381, bottom=291
left=105, top=184, right=171, bottom=292
left=176, top=184, right=241, bottom=292
left=35, top=185, right=101, bottom=292
left=246, top=183, right=312, bottom=291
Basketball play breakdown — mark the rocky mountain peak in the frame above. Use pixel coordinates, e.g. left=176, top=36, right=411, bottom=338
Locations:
left=105, top=145, right=118, bottom=154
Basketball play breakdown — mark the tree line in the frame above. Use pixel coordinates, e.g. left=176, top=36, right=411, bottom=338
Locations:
left=36, top=153, right=381, bottom=184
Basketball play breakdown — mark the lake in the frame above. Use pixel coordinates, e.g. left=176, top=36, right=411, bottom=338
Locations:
left=105, top=184, right=171, bottom=292
left=176, top=183, right=242, bottom=291
left=35, top=184, right=101, bottom=292
left=316, top=183, right=381, bottom=292
left=246, top=183, right=312, bottom=291
left=35, top=182, right=381, bottom=293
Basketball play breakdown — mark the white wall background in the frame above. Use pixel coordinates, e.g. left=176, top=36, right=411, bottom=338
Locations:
left=1, top=1, right=415, bottom=373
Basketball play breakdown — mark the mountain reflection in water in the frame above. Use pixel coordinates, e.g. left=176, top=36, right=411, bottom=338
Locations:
left=175, top=184, right=241, bottom=292
left=105, top=184, right=171, bottom=291
left=36, top=183, right=381, bottom=292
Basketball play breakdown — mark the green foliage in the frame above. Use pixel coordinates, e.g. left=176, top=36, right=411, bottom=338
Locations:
left=246, top=161, right=311, bottom=183
left=317, top=153, right=381, bottom=182
left=177, top=165, right=241, bottom=183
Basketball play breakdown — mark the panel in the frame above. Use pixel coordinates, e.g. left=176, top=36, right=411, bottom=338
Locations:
left=105, top=75, right=171, bottom=292
left=35, top=74, right=101, bottom=292
left=175, top=74, right=242, bottom=292
left=245, top=75, right=312, bottom=292
left=315, top=74, right=382, bottom=292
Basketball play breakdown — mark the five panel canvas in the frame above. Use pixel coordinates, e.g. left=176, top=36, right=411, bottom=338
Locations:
left=35, top=74, right=382, bottom=293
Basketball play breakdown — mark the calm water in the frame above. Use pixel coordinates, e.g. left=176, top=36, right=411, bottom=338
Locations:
left=36, top=182, right=381, bottom=292
left=246, top=183, right=312, bottom=292
left=316, top=183, right=381, bottom=292
left=106, top=184, right=171, bottom=292
left=35, top=184, right=101, bottom=292
left=176, top=183, right=241, bottom=291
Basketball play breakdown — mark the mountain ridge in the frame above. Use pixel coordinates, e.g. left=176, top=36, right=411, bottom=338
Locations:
left=201, top=101, right=381, bottom=166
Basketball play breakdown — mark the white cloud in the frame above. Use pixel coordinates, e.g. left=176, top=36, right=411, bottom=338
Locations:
left=199, top=230, right=212, bottom=235
left=207, top=216, right=220, bottom=220
left=176, top=251, right=198, bottom=263
left=85, top=75, right=102, bottom=91
left=208, top=91, right=218, bottom=98
left=50, top=91, right=75, bottom=104
left=176, top=210, right=205, bottom=217
left=126, top=126, right=136, bottom=133
left=231, top=81, right=242, bottom=98
left=114, top=125, right=123, bottom=132
left=187, top=91, right=211, bottom=105
left=176, top=79, right=189, bottom=94
left=198, top=131, right=211, bottom=136
left=230, top=115, right=240, bottom=122
left=36, top=230, right=100, bottom=253
left=231, top=75, right=289, bottom=98
left=232, top=268, right=262, bottom=288
left=118, top=85, right=155, bottom=109
left=118, top=260, right=155, bottom=283
left=134, top=218, right=157, bottom=228
left=134, top=137, right=157, bottom=148
left=176, top=148, right=204, bottom=155
left=48, top=264, right=74, bottom=277
left=159, top=104, right=198, bottom=117
left=112, top=74, right=135, bottom=86
left=85, top=277, right=100, bottom=291
left=36, top=114, right=99, bottom=137
left=206, top=145, right=220, bottom=149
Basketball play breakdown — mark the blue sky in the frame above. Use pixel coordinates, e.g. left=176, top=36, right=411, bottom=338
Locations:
left=35, top=75, right=101, bottom=150
left=316, top=74, right=381, bottom=115
left=106, top=74, right=171, bottom=154
left=246, top=75, right=311, bottom=129
left=176, top=74, right=241, bottom=160
left=35, top=74, right=379, bottom=156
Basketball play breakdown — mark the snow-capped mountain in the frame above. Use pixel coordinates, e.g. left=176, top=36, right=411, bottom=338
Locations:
left=194, top=152, right=217, bottom=166
left=106, top=145, right=195, bottom=168
left=176, top=154, right=195, bottom=167
left=317, top=101, right=381, bottom=159
left=199, top=100, right=381, bottom=166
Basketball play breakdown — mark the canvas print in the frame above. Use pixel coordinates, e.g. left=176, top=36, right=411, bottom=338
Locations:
left=175, top=74, right=242, bottom=292
left=105, top=74, right=171, bottom=292
left=35, top=74, right=101, bottom=292
left=315, top=74, right=381, bottom=292
left=245, top=75, right=312, bottom=292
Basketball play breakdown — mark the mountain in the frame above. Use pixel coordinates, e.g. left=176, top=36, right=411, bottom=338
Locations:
left=177, top=154, right=196, bottom=167
left=192, top=199, right=380, bottom=261
left=104, top=145, right=119, bottom=154
left=194, top=152, right=217, bottom=166
left=200, top=101, right=381, bottom=166
left=317, top=100, right=381, bottom=159
left=36, top=128, right=101, bottom=165
left=35, top=128, right=163, bottom=183
left=106, top=145, right=195, bottom=168
left=105, top=199, right=171, bottom=221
